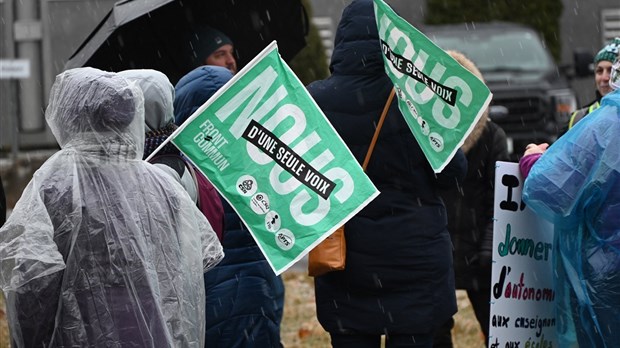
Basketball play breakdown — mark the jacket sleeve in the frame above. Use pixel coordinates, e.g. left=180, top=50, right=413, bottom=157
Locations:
left=519, top=153, right=542, bottom=179
left=522, top=98, right=616, bottom=223
left=0, top=180, right=66, bottom=347
left=193, top=206, right=224, bottom=272
left=0, top=180, right=65, bottom=292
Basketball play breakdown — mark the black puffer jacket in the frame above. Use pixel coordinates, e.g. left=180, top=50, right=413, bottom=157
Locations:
left=439, top=118, right=508, bottom=291
left=306, top=0, right=467, bottom=335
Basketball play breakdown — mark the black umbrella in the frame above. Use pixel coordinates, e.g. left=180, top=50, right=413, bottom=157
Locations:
left=65, top=0, right=308, bottom=84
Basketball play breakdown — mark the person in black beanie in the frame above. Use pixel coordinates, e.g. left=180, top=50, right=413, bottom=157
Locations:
left=193, top=26, right=237, bottom=74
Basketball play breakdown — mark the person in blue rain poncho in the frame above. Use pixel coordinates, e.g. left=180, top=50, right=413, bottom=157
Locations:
left=521, top=53, right=620, bottom=347
left=0, top=67, right=223, bottom=348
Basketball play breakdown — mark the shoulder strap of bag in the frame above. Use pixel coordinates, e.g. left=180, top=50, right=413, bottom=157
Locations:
left=362, top=88, right=396, bottom=171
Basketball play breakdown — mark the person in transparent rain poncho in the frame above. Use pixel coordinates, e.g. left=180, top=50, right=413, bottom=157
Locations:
left=0, top=67, right=224, bottom=348
left=519, top=53, right=620, bottom=347
left=118, top=69, right=225, bottom=240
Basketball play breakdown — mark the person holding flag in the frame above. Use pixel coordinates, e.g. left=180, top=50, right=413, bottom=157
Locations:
left=306, top=1, right=467, bottom=347
left=174, top=65, right=285, bottom=348
left=118, top=68, right=226, bottom=240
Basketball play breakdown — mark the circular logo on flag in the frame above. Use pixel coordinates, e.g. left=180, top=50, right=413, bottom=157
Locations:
left=236, top=175, right=257, bottom=196
left=275, top=229, right=295, bottom=250
left=429, top=132, right=444, bottom=152
left=265, top=211, right=281, bottom=232
left=250, top=192, right=270, bottom=214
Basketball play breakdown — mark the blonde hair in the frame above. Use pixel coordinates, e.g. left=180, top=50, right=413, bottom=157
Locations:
left=445, top=50, right=489, bottom=153
left=446, top=50, right=484, bottom=82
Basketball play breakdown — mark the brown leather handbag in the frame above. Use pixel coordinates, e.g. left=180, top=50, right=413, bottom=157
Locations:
left=308, top=88, right=395, bottom=277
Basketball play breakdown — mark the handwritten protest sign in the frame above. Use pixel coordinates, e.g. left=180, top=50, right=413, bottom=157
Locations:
left=491, top=162, right=557, bottom=348
left=150, top=41, right=379, bottom=275
left=373, top=0, right=492, bottom=172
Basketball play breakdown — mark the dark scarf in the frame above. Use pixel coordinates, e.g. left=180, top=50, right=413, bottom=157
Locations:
left=143, top=123, right=181, bottom=160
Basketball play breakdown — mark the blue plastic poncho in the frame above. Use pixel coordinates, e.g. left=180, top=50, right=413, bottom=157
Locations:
left=522, top=89, right=620, bottom=347
left=0, top=67, right=223, bottom=347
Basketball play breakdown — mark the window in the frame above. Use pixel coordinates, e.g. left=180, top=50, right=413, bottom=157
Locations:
left=601, top=8, right=620, bottom=44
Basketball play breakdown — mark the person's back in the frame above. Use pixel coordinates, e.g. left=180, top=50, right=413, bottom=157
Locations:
left=305, top=1, right=467, bottom=346
left=119, top=68, right=225, bottom=239
left=174, top=65, right=285, bottom=348
left=0, top=67, right=223, bottom=347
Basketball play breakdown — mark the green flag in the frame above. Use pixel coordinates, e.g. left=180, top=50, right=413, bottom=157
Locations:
left=373, top=0, right=492, bottom=172
left=168, top=41, right=379, bottom=275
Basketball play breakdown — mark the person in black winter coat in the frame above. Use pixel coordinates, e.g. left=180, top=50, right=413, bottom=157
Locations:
left=305, top=1, right=468, bottom=347
left=432, top=51, right=509, bottom=348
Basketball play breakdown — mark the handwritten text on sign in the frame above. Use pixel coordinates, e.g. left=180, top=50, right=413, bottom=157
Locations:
left=490, top=162, right=557, bottom=348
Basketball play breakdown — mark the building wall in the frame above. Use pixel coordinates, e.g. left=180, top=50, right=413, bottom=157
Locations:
left=560, top=0, right=620, bottom=106
left=0, top=0, right=115, bottom=154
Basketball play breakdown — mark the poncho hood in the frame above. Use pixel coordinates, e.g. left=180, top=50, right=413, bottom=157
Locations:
left=46, top=67, right=145, bottom=159
left=118, top=69, right=175, bottom=133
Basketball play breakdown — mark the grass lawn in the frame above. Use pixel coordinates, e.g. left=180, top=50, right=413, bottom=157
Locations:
left=280, top=271, right=486, bottom=348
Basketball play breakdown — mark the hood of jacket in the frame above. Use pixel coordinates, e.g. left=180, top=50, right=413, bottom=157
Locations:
left=118, top=69, right=180, bottom=159
left=118, top=69, right=175, bottom=133
left=46, top=67, right=145, bottom=159
left=173, top=65, right=234, bottom=126
left=330, top=0, right=384, bottom=77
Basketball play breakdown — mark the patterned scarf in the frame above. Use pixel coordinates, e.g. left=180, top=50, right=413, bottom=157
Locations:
left=143, top=123, right=180, bottom=160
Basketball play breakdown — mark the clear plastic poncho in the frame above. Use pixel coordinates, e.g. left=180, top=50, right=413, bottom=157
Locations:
left=523, top=88, right=620, bottom=347
left=0, top=67, right=223, bottom=347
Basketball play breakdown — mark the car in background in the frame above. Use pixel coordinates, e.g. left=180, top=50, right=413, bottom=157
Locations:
left=423, top=21, right=587, bottom=158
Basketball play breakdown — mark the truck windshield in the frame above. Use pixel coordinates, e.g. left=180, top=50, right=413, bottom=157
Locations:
left=427, top=28, right=554, bottom=73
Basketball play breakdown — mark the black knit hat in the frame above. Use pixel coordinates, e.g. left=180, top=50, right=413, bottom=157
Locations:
left=194, top=26, right=234, bottom=64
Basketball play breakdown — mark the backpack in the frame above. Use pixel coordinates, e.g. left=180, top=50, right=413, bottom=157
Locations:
left=149, top=154, right=225, bottom=241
